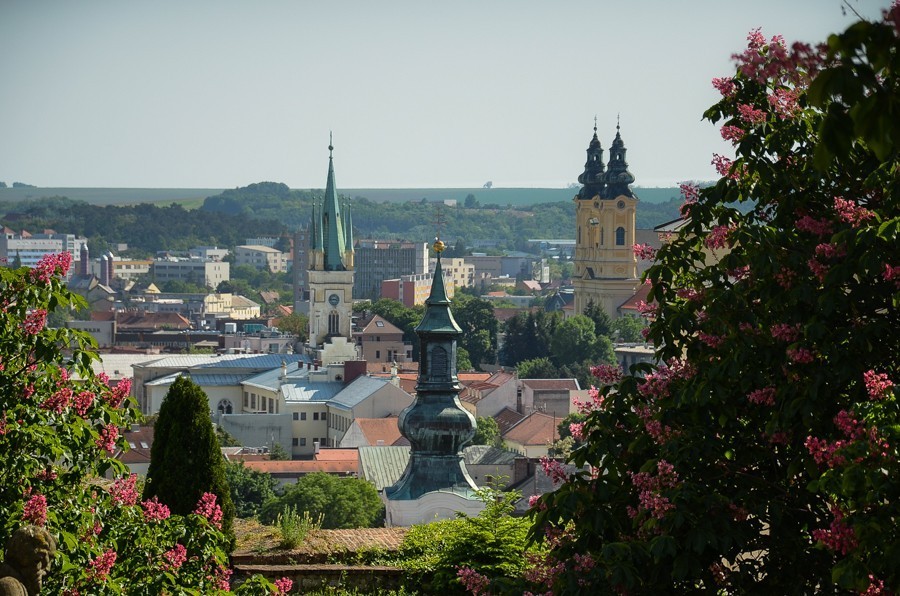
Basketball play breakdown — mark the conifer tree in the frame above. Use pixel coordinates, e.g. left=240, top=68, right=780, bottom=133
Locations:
left=144, top=375, right=235, bottom=548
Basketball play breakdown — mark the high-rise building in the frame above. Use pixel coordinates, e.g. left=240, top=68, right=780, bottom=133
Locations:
left=572, top=120, right=640, bottom=320
left=353, top=240, right=428, bottom=300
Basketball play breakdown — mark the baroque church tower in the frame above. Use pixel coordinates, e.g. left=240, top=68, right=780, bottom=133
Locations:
left=307, top=138, right=355, bottom=347
left=572, top=120, right=640, bottom=320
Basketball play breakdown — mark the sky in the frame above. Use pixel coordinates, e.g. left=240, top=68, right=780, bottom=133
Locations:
left=0, top=0, right=891, bottom=190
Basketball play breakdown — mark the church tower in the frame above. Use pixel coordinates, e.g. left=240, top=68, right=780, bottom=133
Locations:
left=572, top=119, right=640, bottom=320
left=307, top=137, right=355, bottom=347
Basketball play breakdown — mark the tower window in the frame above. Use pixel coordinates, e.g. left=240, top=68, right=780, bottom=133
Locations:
left=616, top=227, right=626, bottom=246
left=328, top=311, right=339, bottom=335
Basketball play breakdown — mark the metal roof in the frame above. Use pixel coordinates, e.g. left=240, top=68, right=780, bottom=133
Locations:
left=132, top=353, right=309, bottom=371
left=358, top=445, right=517, bottom=491
left=282, top=381, right=343, bottom=403
left=328, top=376, right=391, bottom=410
left=145, top=372, right=247, bottom=387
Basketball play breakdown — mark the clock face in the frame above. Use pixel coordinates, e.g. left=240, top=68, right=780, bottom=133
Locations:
left=328, top=293, right=340, bottom=307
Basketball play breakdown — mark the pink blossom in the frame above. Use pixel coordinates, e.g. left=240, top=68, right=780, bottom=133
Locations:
left=720, top=125, right=745, bottom=143
left=88, top=549, right=117, bottom=582
left=795, top=215, right=833, bottom=236
left=96, top=425, right=119, bottom=452
left=41, top=387, right=72, bottom=414
left=746, top=28, right=765, bottom=49
left=23, top=493, right=48, bottom=526
left=863, top=370, right=893, bottom=401
left=770, top=323, right=800, bottom=342
left=539, top=457, right=568, bottom=486
left=883, top=263, right=900, bottom=286
left=712, top=154, right=735, bottom=178
left=457, top=566, right=490, bottom=595
left=767, top=88, right=800, bottom=118
left=110, top=474, right=139, bottom=506
left=812, top=507, right=857, bottom=555
left=711, top=77, right=736, bottom=97
left=572, top=553, right=596, bottom=573
left=834, top=410, right=866, bottom=440
left=637, top=300, right=658, bottom=317
left=274, top=577, right=293, bottom=595
left=194, top=492, right=224, bottom=529
left=103, top=378, right=132, bottom=409
left=861, top=575, right=888, bottom=595
left=162, top=544, right=187, bottom=571
left=569, top=422, right=585, bottom=442
left=29, top=251, right=72, bottom=283
left=805, top=436, right=848, bottom=468
left=747, top=387, right=776, bottom=406
left=833, top=197, right=875, bottom=227
left=815, top=242, right=845, bottom=260
left=675, top=287, right=704, bottom=302
left=73, top=390, right=95, bottom=416
left=807, top=257, right=829, bottom=282
left=640, top=326, right=650, bottom=340
left=774, top=267, right=797, bottom=289
left=591, top=363, right=622, bottom=385
left=528, top=494, right=541, bottom=508
left=698, top=332, right=725, bottom=349
left=211, top=564, right=232, bottom=591
left=142, top=497, right=171, bottom=522
left=633, top=243, right=657, bottom=260
left=705, top=224, right=733, bottom=249
left=737, top=103, right=767, bottom=125
left=22, top=309, right=47, bottom=335
left=628, top=460, right=679, bottom=519
left=34, top=468, right=58, bottom=482
left=787, top=347, right=814, bottom=364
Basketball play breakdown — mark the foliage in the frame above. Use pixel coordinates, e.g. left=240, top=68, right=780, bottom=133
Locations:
left=456, top=345, right=473, bottom=372
left=471, top=416, right=504, bottom=449
left=259, top=472, right=384, bottom=529
left=274, top=312, right=309, bottom=341
left=225, top=461, right=278, bottom=519
left=354, top=299, right=424, bottom=360
left=268, top=442, right=290, bottom=461
left=276, top=505, right=323, bottom=549
left=611, top=313, right=648, bottom=343
left=533, top=11, right=900, bottom=594
left=583, top=298, right=613, bottom=337
left=397, top=486, right=537, bottom=594
left=451, top=294, right=499, bottom=370
left=549, top=314, right=614, bottom=368
left=143, top=376, right=236, bottom=549
left=516, top=357, right=558, bottom=380
left=0, top=254, right=236, bottom=593
left=500, top=310, right=560, bottom=367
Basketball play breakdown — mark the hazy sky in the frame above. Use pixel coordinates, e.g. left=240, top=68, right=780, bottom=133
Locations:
left=0, top=0, right=890, bottom=189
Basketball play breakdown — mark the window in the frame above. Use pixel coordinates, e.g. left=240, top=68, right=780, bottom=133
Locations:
left=375, top=350, right=380, bottom=359
left=328, top=311, right=340, bottom=335
left=313, top=412, right=319, bottom=421
left=616, top=226, right=626, bottom=245
left=217, top=399, right=233, bottom=415
left=321, top=411, right=327, bottom=420
left=292, top=438, right=298, bottom=446
left=293, top=412, right=299, bottom=421
left=300, top=412, right=307, bottom=421
left=300, top=438, right=307, bottom=446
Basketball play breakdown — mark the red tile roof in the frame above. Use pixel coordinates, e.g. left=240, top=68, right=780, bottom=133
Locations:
left=313, top=448, right=360, bottom=463
left=520, top=379, right=580, bottom=391
left=354, top=417, right=403, bottom=447
left=242, top=460, right=358, bottom=475
left=494, top=407, right=526, bottom=434
left=502, top=412, right=558, bottom=446
left=618, top=279, right=653, bottom=314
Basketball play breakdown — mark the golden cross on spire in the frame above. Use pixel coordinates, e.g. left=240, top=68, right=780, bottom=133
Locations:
left=431, top=205, right=447, bottom=253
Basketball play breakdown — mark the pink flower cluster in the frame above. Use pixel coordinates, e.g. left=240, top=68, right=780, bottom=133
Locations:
left=795, top=215, right=833, bottom=237
left=41, top=387, right=72, bottom=414
left=737, top=103, right=767, bottom=125
left=142, top=497, right=171, bottom=522
left=675, top=287, right=704, bottom=302
left=883, top=263, right=900, bottom=286
left=539, top=457, right=569, bottom=486
left=812, top=507, right=857, bottom=555
left=73, top=390, right=95, bottom=416
left=96, top=424, right=119, bottom=452
left=29, top=251, right=72, bottom=283
left=638, top=359, right=695, bottom=401
left=568, top=422, right=585, bottom=442
left=636, top=300, right=658, bottom=317
left=834, top=410, right=866, bottom=441
left=162, top=544, right=187, bottom=571
left=747, top=387, right=776, bottom=406
left=767, top=87, right=800, bottom=118
left=705, top=224, right=735, bottom=250
left=731, top=28, right=826, bottom=87
left=805, top=436, right=848, bottom=468
left=833, top=197, right=875, bottom=227
left=770, top=323, right=800, bottom=343
left=863, top=369, right=894, bottom=401
left=88, top=549, right=117, bottom=582
left=786, top=347, right=815, bottom=364
left=23, top=493, right=48, bottom=526
left=774, top=267, right=797, bottom=289
left=22, top=309, right=47, bottom=335
left=635, top=404, right=676, bottom=445
left=573, top=386, right=605, bottom=414
left=194, top=492, right=224, bottom=529
left=591, top=363, right=622, bottom=385
left=274, top=577, right=293, bottom=595
left=211, top=564, right=232, bottom=591
left=720, top=125, right=745, bottom=143
left=698, top=332, right=725, bottom=349
left=457, top=566, right=490, bottom=595
left=712, top=76, right=736, bottom=97
left=861, top=575, right=888, bottom=595
left=628, top=460, right=679, bottom=520
left=111, top=474, right=139, bottom=506
left=103, top=378, right=132, bottom=409
left=679, top=182, right=700, bottom=216
left=711, top=154, right=736, bottom=179
left=632, top=243, right=657, bottom=260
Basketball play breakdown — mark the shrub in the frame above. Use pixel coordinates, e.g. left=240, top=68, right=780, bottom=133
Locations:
left=276, top=505, right=323, bottom=549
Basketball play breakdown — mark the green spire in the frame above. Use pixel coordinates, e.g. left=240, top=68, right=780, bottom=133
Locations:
left=322, top=137, right=347, bottom=271
left=415, top=247, right=461, bottom=335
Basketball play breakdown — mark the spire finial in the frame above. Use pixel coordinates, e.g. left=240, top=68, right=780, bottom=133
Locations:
left=593, top=115, right=597, bottom=133
left=328, top=131, right=334, bottom=157
left=616, top=114, right=620, bottom=132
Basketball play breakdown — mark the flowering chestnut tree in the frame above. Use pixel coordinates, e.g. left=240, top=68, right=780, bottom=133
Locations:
left=0, top=255, right=287, bottom=594
left=531, top=7, right=900, bottom=595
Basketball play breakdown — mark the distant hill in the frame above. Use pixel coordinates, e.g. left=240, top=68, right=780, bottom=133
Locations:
left=0, top=185, right=681, bottom=208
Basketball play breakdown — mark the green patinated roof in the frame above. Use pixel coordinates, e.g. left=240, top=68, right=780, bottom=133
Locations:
left=322, top=151, right=347, bottom=270
left=414, top=256, right=461, bottom=335
left=360, top=445, right=518, bottom=491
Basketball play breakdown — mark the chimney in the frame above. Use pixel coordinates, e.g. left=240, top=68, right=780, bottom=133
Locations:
left=343, top=360, right=366, bottom=385
left=313, top=441, right=320, bottom=454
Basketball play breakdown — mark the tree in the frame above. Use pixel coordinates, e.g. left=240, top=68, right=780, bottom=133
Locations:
left=0, top=253, right=240, bottom=593
left=532, top=11, right=900, bottom=594
left=549, top=315, right=597, bottom=368
left=274, top=312, right=308, bottom=341
left=583, top=299, right=613, bottom=338
left=457, top=345, right=473, bottom=372
left=464, top=193, right=480, bottom=209
left=611, top=314, right=648, bottom=343
left=472, top=416, right=504, bottom=449
left=452, top=294, right=499, bottom=369
left=268, top=443, right=290, bottom=461
left=225, top=461, right=278, bottom=519
left=144, top=376, right=236, bottom=548
left=517, top=357, right=558, bottom=380
left=259, top=472, right=383, bottom=529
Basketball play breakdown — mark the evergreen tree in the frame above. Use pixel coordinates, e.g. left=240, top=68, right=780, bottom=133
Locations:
left=583, top=298, right=613, bottom=338
left=144, top=376, right=236, bottom=548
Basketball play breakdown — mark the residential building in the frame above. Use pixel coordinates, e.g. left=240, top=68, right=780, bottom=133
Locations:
left=354, top=240, right=428, bottom=300
left=381, top=272, right=454, bottom=307
left=518, top=378, right=580, bottom=418
left=203, top=293, right=261, bottom=320
left=502, top=412, right=558, bottom=458
left=0, top=228, right=87, bottom=271
left=459, top=370, right=518, bottom=418
left=572, top=121, right=641, bottom=320
left=234, top=245, right=290, bottom=273
left=356, top=315, right=412, bottom=363
left=152, top=258, right=230, bottom=289
left=428, top=256, right=474, bottom=289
